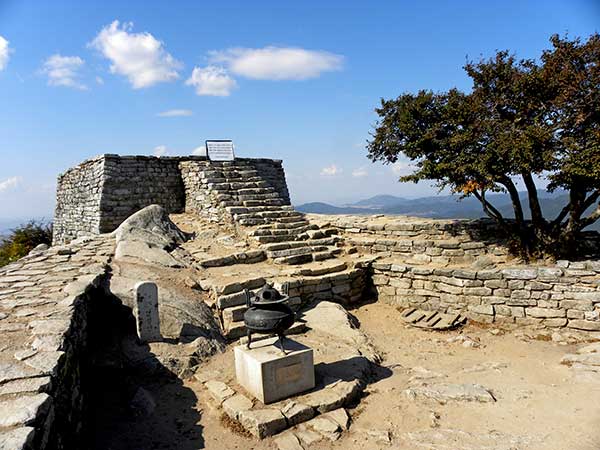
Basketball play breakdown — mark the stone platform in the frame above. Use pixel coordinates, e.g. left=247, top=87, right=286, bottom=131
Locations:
left=235, top=337, right=315, bottom=404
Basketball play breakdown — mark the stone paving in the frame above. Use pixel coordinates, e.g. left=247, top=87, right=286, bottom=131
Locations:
left=0, top=235, right=114, bottom=449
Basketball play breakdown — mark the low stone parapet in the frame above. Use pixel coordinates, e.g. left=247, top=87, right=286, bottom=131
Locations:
left=370, top=259, right=600, bottom=331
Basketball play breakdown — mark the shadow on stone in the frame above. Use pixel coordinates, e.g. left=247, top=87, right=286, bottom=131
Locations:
left=314, top=356, right=392, bottom=388
left=84, top=291, right=205, bottom=450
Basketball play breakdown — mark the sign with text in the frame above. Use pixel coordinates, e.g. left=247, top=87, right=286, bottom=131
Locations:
left=206, top=140, right=235, bottom=161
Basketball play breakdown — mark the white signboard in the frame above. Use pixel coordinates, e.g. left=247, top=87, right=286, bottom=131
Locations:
left=206, top=140, right=235, bottom=161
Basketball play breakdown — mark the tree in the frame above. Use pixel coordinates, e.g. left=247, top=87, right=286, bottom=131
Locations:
left=0, top=221, right=53, bottom=267
left=367, top=33, right=600, bottom=258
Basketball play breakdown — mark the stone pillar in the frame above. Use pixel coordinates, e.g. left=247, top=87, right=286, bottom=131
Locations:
left=134, top=281, right=161, bottom=343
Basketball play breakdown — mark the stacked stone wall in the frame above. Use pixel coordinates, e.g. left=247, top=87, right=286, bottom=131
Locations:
left=179, top=160, right=228, bottom=222
left=328, top=217, right=509, bottom=265
left=53, top=156, right=105, bottom=245
left=53, top=155, right=291, bottom=244
left=98, top=155, right=187, bottom=233
left=249, top=158, right=290, bottom=204
left=371, top=260, right=600, bottom=331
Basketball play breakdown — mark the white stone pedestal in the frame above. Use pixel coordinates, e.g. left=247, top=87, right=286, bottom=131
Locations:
left=234, top=337, right=315, bottom=404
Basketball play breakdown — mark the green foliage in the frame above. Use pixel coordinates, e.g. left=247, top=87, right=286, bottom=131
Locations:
left=367, top=33, right=600, bottom=258
left=0, top=221, right=53, bottom=267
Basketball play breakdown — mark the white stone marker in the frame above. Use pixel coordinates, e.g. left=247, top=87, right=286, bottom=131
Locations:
left=134, top=281, right=161, bottom=343
left=234, top=337, right=315, bottom=404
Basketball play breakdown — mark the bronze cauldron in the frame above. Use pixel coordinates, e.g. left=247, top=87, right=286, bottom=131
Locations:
left=243, top=284, right=295, bottom=352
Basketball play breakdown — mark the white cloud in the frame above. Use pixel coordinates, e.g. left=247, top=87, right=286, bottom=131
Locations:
left=42, top=54, right=87, bottom=90
left=186, top=66, right=237, bottom=96
left=95, top=76, right=104, bottom=85
left=0, top=35, right=12, bottom=71
left=320, top=165, right=342, bottom=177
left=390, top=160, right=415, bottom=176
left=153, top=145, right=168, bottom=157
left=192, top=145, right=206, bottom=156
left=157, top=109, right=193, bottom=117
left=90, top=20, right=181, bottom=89
left=209, top=46, right=344, bottom=80
left=352, top=167, right=368, bottom=178
left=0, top=176, right=22, bottom=193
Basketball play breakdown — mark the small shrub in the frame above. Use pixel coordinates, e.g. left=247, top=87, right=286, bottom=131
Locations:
left=0, top=221, right=53, bottom=267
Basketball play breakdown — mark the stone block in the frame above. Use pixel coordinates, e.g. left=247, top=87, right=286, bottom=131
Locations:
left=234, top=337, right=315, bottom=404
left=222, top=394, right=253, bottom=420
left=205, top=380, right=235, bottom=404
left=134, top=281, right=161, bottom=343
left=238, top=408, right=287, bottom=439
left=281, top=401, right=315, bottom=426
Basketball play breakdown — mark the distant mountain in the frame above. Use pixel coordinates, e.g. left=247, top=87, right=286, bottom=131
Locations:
left=352, top=195, right=410, bottom=208
left=294, top=202, right=377, bottom=215
left=296, top=190, right=600, bottom=231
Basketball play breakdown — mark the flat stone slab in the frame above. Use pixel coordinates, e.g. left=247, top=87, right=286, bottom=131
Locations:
left=238, top=408, right=287, bottom=439
left=222, top=394, right=254, bottom=420
left=405, top=383, right=496, bottom=404
left=234, top=337, right=315, bottom=404
left=281, top=401, right=314, bottom=426
left=0, top=393, right=51, bottom=427
left=0, top=427, right=35, bottom=450
left=204, top=380, right=235, bottom=405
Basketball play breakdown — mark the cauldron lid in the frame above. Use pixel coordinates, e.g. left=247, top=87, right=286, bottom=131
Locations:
left=251, top=285, right=289, bottom=305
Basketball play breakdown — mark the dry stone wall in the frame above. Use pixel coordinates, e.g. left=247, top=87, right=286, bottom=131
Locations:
left=0, top=235, right=113, bottom=449
left=53, top=155, right=290, bottom=244
left=371, top=260, right=600, bottom=331
left=325, top=216, right=509, bottom=265
left=53, top=156, right=105, bottom=245
left=98, top=155, right=187, bottom=233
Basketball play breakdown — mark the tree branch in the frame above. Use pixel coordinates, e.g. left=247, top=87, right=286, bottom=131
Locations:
left=473, top=190, right=505, bottom=222
left=499, top=176, right=525, bottom=226
left=579, top=202, right=600, bottom=229
left=521, top=173, right=545, bottom=229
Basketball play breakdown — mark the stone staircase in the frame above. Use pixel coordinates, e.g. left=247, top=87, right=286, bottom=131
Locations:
left=198, top=161, right=343, bottom=265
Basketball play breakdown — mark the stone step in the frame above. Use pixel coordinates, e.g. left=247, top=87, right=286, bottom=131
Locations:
left=266, top=246, right=329, bottom=259
left=313, top=249, right=341, bottom=262
left=256, top=221, right=311, bottom=230
left=254, top=234, right=301, bottom=244
left=273, top=253, right=314, bottom=265
left=208, top=181, right=271, bottom=190
left=250, top=225, right=310, bottom=237
left=262, top=241, right=314, bottom=252
left=237, top=193, right=281, bottom=201
left=234, top=211, right=303, bottom=221
left=261, top=237, right=338, bottom=251
left=226, top=205, right=295, bottom=215
left=203, top=170, right=260, bottom=178
left=282, top=261, right=348, bottom=277
left=220, top=199, right=286, bottom=208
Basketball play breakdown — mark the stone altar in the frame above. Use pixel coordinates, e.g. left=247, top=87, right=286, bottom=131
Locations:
left=234, top=337, right=315, bottom=404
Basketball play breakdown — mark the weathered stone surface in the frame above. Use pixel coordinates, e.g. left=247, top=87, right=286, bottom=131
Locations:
left=274, top=432, right=304, bottom=450
left=23, top=351, right=64, bottom=376
left=134, top=281, right=161, bottom=343
left=0, top=377, right=51, bottom=396
left=306, top=415, right=341, bottom=441
left=238, top=408, right=287, bottom=439
left=281, top=401, right=314, bottom=426
left=568, top=320, right=600, bottom=331
left=0, top=427, right=35, bottom=450
left=0, top=393, right=51, bottom=427
left=222, top=394, right=253, bottom=420
left=323, top=408, right=350, bottom=430
left=405, top=383, right=496, bottom=403
left=204, top=380, right=235, bottom=404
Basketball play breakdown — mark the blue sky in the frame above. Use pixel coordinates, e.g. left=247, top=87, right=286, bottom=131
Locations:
left=0, top=0, right=598, bottom=220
